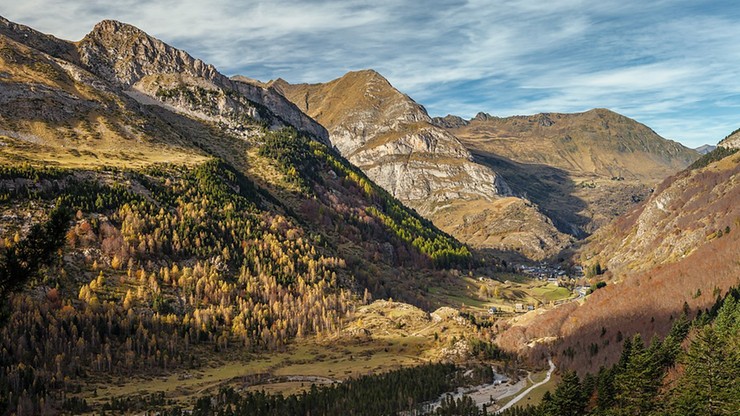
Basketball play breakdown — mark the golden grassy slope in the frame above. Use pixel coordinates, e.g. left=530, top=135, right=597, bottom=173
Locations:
left=272, top=69, right=426, bottom=138
left=0, top=34, right=209, bottom=169
left=448, top=109, right=698, bottom=181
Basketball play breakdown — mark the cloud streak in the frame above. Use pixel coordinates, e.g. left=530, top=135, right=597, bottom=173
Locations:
left=2, top=0, right=739, bottom=147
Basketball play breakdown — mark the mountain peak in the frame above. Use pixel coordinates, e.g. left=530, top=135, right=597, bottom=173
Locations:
left=348, top=68, right=382, bottom=78
left=339, top=68, right=393, bottom=87
left=89, top=19, right=145, bottom=37
left=78, top=19, right=221, bottom=87
left=586, top=107, right=616, bottom=115
left=472, top=112, right=494, bottom=121
left=694, top=144, right=717, bottom=154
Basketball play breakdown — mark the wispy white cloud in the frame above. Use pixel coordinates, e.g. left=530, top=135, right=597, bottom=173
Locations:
left=2, top=0, right=738, bottom=147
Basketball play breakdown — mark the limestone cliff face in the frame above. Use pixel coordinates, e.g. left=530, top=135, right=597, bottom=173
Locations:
left=271, top=70, right=510, bottom=216
left=74, top=20, right=328, bottom=143
left=719, top=129, right=740, bottom=149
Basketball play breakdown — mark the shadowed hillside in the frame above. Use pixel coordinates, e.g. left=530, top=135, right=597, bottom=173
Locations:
left=497, top=146, right=740, bottom=373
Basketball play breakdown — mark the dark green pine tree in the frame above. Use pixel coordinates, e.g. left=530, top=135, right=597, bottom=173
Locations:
left=668, top=295, right=740, bottom=416
left=656, top=312, right=691, bottom=368
left=613, top=334, right=661, bottom=415
left=616, top=336, right=632, bottom=371
left=539, top=390, right=558, bottom=416
left=549, top=371, right=585, bottom=416
left=595, top=366, right=616, bottom=411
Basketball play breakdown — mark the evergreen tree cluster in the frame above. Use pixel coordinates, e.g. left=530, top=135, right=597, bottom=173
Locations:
left=500, top=287, right=740, bottom=416
left=688, top=146, right=739, bottom=171
left=161, top=363, right=480, bottom=416
left=434, top=395, right=487, bottom=416
left=259, top=128, right=471, bottom=268
left=0, top=204, right=70, bottom=315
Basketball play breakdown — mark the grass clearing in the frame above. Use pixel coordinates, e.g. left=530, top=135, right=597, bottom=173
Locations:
left=77, top=300, right=478, bottom=408
left=529, top=284, right=573, bottom=302
left=521, top=372, right=560, bottom=405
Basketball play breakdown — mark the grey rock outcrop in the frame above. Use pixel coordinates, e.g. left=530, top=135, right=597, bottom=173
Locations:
left=272, top=70, right=510, bottom=216
left=74, top=19, right=329, bottom=143
left=719, top=129, right=740, bottom=149
left=430, top=115, right=469, bottom=129
left=78, top=20, right=221, bottom=87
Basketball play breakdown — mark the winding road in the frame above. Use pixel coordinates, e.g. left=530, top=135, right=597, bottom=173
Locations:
left=495, top=358, right=555, bottom=414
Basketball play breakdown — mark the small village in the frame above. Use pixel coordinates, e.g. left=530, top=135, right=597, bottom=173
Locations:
left=484, top=263, right=590, bottom=315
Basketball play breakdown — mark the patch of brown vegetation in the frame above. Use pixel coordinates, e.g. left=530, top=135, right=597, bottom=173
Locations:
left=496, top=153, right=740, bottom=373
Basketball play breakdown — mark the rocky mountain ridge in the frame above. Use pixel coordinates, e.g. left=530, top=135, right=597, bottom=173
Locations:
left=0, top=17, right=329, bottom=143
left=436, top=109, right=698, bottom=181
left=433, top=109, right=699, bottom=238
left=719, top=128, right=740, bottom=149
left=271, top=70, right=512, bottom=215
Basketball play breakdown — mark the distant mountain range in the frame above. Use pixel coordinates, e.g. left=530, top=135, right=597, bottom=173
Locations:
left=2, top=11, right=697, bottom=261
left=694, top=144, right=716, bottom=154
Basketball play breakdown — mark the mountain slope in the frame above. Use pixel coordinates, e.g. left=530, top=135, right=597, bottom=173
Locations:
left=435, top=110, right=699, bottom=236
left=438, top=109, right=698, bottom=180
left=497, top=145, right=740, bottom=373
left=0, top=17, right=487, bottom=414
left=0, top=14, right=471, bottom=303
left=581, top=146, right=739, bottom=275
left=0, top=17, right=329, bottom=146
left=270, top=70, right=511, bottom=215
left=719, top=127, right=740, bottom=149
left=272, top=71, right=578, bottom=260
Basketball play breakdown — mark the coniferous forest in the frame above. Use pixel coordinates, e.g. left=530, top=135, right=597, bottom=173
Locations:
left=500, top=288, right=740, bottom=416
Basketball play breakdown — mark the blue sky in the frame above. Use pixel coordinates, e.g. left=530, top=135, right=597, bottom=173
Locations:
left=3, top=0, right=739, bottom=147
